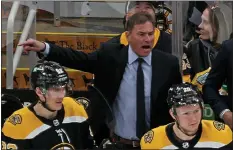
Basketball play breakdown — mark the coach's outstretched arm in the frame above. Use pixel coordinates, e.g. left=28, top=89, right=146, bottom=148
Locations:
left=19, top=38, right=46, bottom=52
left=19, top=38, right=99, bottom=74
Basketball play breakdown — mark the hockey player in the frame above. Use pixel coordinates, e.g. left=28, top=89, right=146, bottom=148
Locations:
left=2, top=61, right=93, bottom=149
left=140, top=83, right=232, bottom=149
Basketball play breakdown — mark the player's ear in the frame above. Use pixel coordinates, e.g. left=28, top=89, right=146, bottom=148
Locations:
left=169, top=108, right=176, bottom=120
left=125, top=31, right=129, bottom=38
left=35, top=87, right=45, bottom=102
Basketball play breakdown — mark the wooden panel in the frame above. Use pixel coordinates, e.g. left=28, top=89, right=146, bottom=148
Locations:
left=1, top=70, right=21, bottom=88
left=37, top=34, right=111, bottom=53
left=1, top=34, right=21, bottom=52
left=1, top=69, right=93, bottom=91
left=1, top=33, right=112, bottom=53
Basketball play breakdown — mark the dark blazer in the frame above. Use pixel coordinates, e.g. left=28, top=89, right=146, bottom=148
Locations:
left=44, top=43, right=182, bottom=137
left=203, top=39, right=233, bottom=116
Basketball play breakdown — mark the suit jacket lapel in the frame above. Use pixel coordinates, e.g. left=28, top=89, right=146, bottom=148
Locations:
left=151, top=50, right=164, bottom=105
left=150, top=49, right=166, bottom=127
left=114, top=45, right=128, bottom=97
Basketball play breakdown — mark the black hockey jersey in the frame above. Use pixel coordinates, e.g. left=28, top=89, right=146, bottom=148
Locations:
left=141, top=120, right=232, bottom=149
left=2, top=97, right=93, bottom=150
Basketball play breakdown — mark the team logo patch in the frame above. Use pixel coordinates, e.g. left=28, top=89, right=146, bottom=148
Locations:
left=144, top=130, right=154, bottom=143
left=182, top=142, right=190, bottom=149
left=191, top=68, right=211, bottom=92
left=75, top=97, right=90, bottom=109
left=8, top=114, right=22, bottom=125
left=213, top=121, right=225, bottom=131
left=196, top=72, right=209, bottom=86
left=50, top=143, right=75, bottom=150
left=182, top=53, right=191, bottom=71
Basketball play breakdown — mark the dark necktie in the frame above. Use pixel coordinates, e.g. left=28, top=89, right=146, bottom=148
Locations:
left=136, top=58, right=146, bottom=138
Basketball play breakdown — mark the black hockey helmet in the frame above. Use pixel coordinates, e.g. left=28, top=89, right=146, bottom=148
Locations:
left=167, top=83, right=204, bottom=109
left=30, top=61, right=71, bottom=92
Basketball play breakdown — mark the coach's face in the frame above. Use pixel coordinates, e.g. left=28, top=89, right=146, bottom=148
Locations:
left=126, top=21, right=154, bottom=57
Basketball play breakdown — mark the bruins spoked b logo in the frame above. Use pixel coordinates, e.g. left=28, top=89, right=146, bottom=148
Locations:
left=8, top=114, right=22, bottom=125
left=144, top=130, right=154, bottom=144
left=213, top=121, right=225, bottom=131
left=50, top=143, right=75, bottom=150
left=75, top=97, right=90, bottom=109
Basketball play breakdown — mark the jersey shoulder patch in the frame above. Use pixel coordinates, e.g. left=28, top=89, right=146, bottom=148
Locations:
left=7, top=114, right=22, bottom=126
left=142, top=125, right=166, bottom=144
left=75, top=97, right=90, bottom=110
left=143, top=130, right=154, bottom=144
left=213, top=121, right=225, bottom=131
left=141, top=125, right=171, bottom=149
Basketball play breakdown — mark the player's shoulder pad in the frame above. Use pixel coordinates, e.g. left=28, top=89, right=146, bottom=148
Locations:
left=2, top=107, right=43, bottom=139
left=62, top=97, right=88, bottom=120
left=202, top=120, right=232, bottom=137
left=141, top=125, right=167, bottom=146
left=202, top=120, right=230, bottom=131
left=202, top=120, right=232, bottom=144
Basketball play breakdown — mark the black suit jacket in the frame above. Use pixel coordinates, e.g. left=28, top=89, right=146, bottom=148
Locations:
left=44, top=43, right=182, bottom=134
left=203, top=39, right=233, bottom=116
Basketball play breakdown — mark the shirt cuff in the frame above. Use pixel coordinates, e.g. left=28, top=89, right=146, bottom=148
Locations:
left=41, top=42, right=50, bottom=57
left=219, top=109, right=231, bottom=119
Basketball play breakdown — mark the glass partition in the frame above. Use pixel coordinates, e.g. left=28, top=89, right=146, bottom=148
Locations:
left=1, top=1, right=232, bottom=119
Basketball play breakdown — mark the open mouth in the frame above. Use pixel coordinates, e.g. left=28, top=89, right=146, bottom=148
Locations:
left=141, top=45, right=151, bottom=50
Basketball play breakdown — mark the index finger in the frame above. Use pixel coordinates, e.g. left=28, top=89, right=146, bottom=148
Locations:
left=18, top=39, right=34, bottom=46
left=18, top=41, right=28, bottom=46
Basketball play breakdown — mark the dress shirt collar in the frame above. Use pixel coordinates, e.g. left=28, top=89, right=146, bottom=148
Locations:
left=128, top=45, right=152, bottom=66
